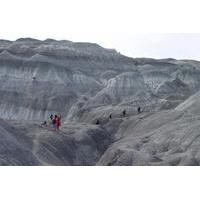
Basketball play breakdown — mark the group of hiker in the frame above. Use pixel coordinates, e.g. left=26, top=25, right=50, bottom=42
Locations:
left=96, top=106, right=141, bottom=125
left=41, top=114, right=61, bottom=131
left=122, top=106, right=141, bottom=117
left=41, top=106, right=142, bottom=129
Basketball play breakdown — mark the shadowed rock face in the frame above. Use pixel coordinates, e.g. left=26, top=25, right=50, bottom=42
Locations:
left=1, top=38, right=200, bottom=165
left=0, top=119, right=40, bottom=165
left=0, top=120, right=111, bottom=166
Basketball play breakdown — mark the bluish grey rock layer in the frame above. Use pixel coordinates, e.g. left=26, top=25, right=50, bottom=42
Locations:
left=1, top=38, right=200, bottom=165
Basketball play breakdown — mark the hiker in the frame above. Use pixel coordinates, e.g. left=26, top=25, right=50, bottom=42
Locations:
left=122, top=109, right=126, bottom=117
left=49, top=114, right=53, bottom=126
left=137, top=107, right=141, bottom=114
left=56, top=115, right=61, bottom=130
left=52, top=115, right=57, bottom=130
left=50, top=114, right=53, bottom=120
left=109, top=114, right=112, bottom=119
left=96, top=119, right=100, bottom=125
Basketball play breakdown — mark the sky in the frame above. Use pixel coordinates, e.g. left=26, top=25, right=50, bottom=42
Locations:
left=0, top=0, right=200, bottom=60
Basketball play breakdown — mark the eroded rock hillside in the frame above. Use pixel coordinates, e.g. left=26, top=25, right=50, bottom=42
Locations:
left=1, top=38, right=200, bottom=165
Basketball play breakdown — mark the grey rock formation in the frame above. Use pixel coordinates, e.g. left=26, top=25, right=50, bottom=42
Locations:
left=1, top=38, right=200, bottom=165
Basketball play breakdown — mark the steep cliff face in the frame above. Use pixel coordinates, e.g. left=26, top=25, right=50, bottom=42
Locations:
left=0, top=39, right=135, bottom=120
left=1, top=39, right=200, bottom=122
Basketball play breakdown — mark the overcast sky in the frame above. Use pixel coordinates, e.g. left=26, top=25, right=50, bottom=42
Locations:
left=0, top=0, right=200, bottom=60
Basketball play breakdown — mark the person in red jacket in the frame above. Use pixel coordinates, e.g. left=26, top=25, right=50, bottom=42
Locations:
left=56, top=115, right=61, bottom=130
